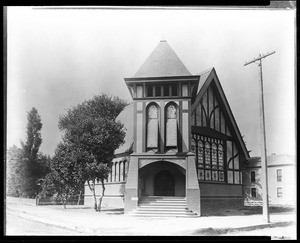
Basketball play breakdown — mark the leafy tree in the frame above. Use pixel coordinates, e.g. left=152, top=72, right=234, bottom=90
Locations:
left=6, top=145, right=26, bottom=197
left=41, top=142, right=85, bottom=208
left=58, top=94, right=128, bottom=211
left=6, top=145, right=51, bottom=198
left=35, top=153, right=52, bottom=195
left=20, top=107, right=43, bottom=197
left=21, top=107, right=43, bottom=162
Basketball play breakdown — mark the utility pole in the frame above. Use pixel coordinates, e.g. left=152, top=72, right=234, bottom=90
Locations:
left=244, top=51, right=275, bottom=223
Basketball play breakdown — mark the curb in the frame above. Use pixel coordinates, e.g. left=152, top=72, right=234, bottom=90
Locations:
left=7, top=205, right=295, bottom=236
left=193, top=221, right=295, bottom=235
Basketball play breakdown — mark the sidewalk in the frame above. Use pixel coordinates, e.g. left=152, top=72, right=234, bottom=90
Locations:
left=6, top=202, right=296, bottom=236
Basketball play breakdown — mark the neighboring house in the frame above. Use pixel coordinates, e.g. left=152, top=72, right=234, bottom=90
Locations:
left=243, top=154, right=296, bottom=207
left=84, top=40, right=253, bottom=216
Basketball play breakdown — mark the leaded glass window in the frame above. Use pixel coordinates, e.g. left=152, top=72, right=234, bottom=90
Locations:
left=193, top=135, right=226, bottom=183
left=166, top=104, right=177, bottom=147
left=204, top=142, right=211, bottom=169
left=147, top=104, right=158, bottom=148
left=198, top=141, right=204, bottom=168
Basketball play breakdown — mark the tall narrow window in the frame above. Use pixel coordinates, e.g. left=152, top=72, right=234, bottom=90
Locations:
left=171, top=84, right=178, bottom=96
left=146, top=85, right=153, bottom=97
left=155, top=86, right=161, bottom=97
left=277, top=187, right=283, bottom=197
left=164, top=85, right=170, bottom=96
left=120, top=161, right=124, bottom=181
left=166, top=104, right=178, bottom=147
left=251, top=188, right=257, bottom=198
left=136, top=85, right=143, bottom=98
left=147, top=104, right=158, bottom=148
left=250, top=171, right=256, bottom=183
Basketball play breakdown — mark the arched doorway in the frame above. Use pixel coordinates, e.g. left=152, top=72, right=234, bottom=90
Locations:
left=154, top=170, right=175, bottom=196
left=139, top=161, right=186, bottom=197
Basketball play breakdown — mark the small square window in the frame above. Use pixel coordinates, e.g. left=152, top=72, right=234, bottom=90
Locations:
left=277, top=169, right=282, bottom=182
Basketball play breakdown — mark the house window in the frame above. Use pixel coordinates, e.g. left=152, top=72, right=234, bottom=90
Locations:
left=163, top=85, right=170, bottom=96
left=182, top=84, right=188, bottom=96
left=227, top=141, right=241, bottom=184
left=251, top=188, right=257, bottom=198
left=165, top=104, right=178, bottom=147
left=250, top=171, right=256, bottom=183
left=191, top=135, right=225, bottom=182
left=277, top=187, right=283, bottom=198
left=136, top=85, right=143, bottom=98
left=171, top=84, right=178, bottom=96
left=147, top=104, right=159, bottom=149
left=277, top=169, right=282, bottom=182
left=146, top=85, right=153, bottom=97
left=155, top=86, right=161, bottom=97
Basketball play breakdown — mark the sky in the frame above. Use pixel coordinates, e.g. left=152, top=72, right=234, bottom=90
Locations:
left=6, top=6, right=296, bottom=157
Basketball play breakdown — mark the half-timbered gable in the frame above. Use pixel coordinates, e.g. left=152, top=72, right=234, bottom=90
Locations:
left=189, top=67, right=250, bottom=206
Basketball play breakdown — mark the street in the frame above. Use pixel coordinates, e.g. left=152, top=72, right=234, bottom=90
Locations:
left=5, top=203, right=296, bottom=238
left=6, top=212, right=85, bottom=236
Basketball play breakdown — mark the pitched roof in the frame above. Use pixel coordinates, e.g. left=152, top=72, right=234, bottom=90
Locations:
left=114, top=103, right=134, bottom=155
left=244, top=154, right=295, bottom=168
left=192, top=68, right=250, bottom=159
left=267, top=154, right=295, bottom=166
left=196, top=67, right=214, bottom=94
left=133, top=40, right=192, bottom=78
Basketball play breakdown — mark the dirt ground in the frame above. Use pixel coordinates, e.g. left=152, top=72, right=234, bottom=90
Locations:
left=5, top=202, right=297, bottom=238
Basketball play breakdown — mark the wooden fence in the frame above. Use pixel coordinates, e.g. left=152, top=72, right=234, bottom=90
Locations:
left=6, top=196, right=84, bottom=206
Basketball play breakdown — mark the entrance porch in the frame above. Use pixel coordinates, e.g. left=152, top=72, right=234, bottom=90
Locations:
left=124, top=153, right=201, bottom=216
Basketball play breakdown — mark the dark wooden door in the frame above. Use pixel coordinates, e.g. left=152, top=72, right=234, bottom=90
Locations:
left=154, top=170, right=175, bottom=196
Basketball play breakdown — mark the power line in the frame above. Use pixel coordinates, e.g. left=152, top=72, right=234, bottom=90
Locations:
left=244, top=51, right=275, bottom=223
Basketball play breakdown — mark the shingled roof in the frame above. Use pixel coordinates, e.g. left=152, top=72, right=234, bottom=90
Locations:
left=133, top=40, right=192, bottom=78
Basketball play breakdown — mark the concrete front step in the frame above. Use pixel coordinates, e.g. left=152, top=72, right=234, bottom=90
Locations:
left=135, top=207, right=189, bottom=212
left=131, top=210, right=195, bottom=214
left=139, top=205, right=188, bottom=209
left=140, top=199, right=186, bottom=203
left=140, top=197, right=186, bottom=201
left=128, top=213, right=199, bottom=218
left=128, top=211, right=199, bottom=217
left=140, top=202, right=187, bottom=205
left=129, top=196, right=199, bottom=217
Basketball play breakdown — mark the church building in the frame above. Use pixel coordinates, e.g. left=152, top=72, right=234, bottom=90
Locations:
left=84, top=40, right=250, bottom=216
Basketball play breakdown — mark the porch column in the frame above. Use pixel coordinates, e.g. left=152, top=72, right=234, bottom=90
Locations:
left=124, top=155, right=139, bottom=213
left=186, top=152, right=201, bottom=215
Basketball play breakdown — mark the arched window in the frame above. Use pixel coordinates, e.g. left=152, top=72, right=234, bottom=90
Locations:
left=112, top=162, right=116, bottom=182
left=147, top=104, right=159, bottom=149
left=116, top=162, right=119, bottom=182
left=124, top=160, right=128, bottom=180
left=108, top=169, right=112, bottom=182
left=120, top=161, right=124, bottom=181
left=166, top=103, right=178, bottom=147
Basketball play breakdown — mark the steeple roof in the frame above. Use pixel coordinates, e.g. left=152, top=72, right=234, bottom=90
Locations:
left=133, top=40, right=192, bottom=78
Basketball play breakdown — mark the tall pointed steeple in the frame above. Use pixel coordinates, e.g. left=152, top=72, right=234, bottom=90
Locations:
left=133, top=40, right=192, bottom=78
